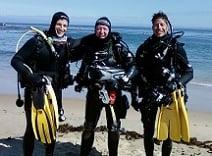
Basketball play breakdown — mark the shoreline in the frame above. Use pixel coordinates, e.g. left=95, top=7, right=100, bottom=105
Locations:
left=1, top=81, right=212, bottom=113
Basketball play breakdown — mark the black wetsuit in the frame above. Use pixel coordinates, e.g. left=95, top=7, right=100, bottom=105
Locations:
left=11, top=33, right=81, bottom=156
left=76, top=33, right=134, bottom=156
left=134, top=34, right=193, bottom=156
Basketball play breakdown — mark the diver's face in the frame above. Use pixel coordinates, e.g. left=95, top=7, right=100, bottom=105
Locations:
left=152, top=18, right=168, bottom=37
left=95, top=25, right=109, bottom=39
left=55, top=19, right=68, bottom=37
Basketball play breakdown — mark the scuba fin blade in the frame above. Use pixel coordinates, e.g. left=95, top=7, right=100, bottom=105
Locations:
left=156, top=91, right=181, bottom=142
left=177, top=89, right=190, bottom=142
left=31, top=77, right=58, bottom=144
left=169, top=91, right=181, bottom=141
left=36, top=104, right=52, bottom=144
left=156, top=105, right=168, bottom=140
left=46, top=83, right=59, bottom=130
left=31, top=104, right=38, bottom=140
left=31, top=92, right=54, bottom=144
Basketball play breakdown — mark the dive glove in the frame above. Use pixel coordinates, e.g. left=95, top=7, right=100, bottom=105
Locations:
left=166, top=79, right=182, bottom=92
left=27, top=73, right=44, bottom=87
left=75, top=73, right=86, bottom=85
left=145, top=88, right=172, bottom=107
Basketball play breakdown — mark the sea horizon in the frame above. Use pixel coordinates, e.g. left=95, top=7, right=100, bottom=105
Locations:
left=2, top=21, right=212, bottom=32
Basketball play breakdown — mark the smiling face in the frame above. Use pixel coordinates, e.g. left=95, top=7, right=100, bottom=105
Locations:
left=95, top=24, right=110, bottom=39
left=55, top=19, right=68, bottom=37
left=152, top=18, right=169, bottom=38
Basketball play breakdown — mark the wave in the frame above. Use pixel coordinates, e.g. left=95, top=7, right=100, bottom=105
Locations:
left=190, top=81, right=212, bottom=87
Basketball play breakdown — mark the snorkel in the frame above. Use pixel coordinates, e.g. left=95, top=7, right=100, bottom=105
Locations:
left=167, top=17, right=184, bottom=43
left=15, top=26, right=57, bottom=107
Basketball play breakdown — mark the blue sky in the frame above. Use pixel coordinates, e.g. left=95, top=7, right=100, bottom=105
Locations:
left=0, top=0, right=212, bottom=29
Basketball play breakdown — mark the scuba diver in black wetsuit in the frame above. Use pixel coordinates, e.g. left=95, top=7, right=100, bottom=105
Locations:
left=131, top=12, right=193, bottom=156
left=75, top=17, right=135, bottom=156
left=11, top=12, right=81, bottom=156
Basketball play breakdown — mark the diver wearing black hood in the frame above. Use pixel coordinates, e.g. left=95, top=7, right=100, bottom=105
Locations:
left=11, top=12, right=82, bottom=156
left=75, top=17, right=135, bottom=156
left=48, top=12, right=70, bottom=36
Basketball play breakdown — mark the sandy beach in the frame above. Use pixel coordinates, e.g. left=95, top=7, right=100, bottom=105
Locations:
left=0, top=89, right=212, bottom=156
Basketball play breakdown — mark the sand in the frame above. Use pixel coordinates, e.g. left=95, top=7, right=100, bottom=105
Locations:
left=0, top=92, right=212, bottom=156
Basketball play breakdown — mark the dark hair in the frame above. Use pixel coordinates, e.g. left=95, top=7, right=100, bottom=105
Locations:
left=151, top=11, right=169, bottom=24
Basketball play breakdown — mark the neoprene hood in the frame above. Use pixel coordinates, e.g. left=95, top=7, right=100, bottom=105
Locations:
left=48, top=12, right=69, bottom=36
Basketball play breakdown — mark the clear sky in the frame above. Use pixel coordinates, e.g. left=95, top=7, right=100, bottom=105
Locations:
left=0, top=0, right=212, bottom=29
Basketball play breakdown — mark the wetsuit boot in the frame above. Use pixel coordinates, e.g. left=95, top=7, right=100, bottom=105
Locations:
left=45, top=142, right=55, bottom=156
left=80, top=129, right=94, bottom=156
left=23, top=111, right=35, bottom=156
left=108, top=131, right=120, bottom=156
left=143, top=125, right=155, bottom=156
left=23, top=89, right=35, bottom=156
left=162, top=138, right=172, bottom=156
left=144, top=134, right=154, bottom=156
left=141, top=102, right=158, bottom=156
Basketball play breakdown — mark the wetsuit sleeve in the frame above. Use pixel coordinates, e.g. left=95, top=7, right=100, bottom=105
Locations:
left=134, top=42, right=153, bottom=97
left=135, top=43, right=148, bottom=85
left=67, top=37, right=85, bottom=62
left=115, top=40, right=135, bottom=80
left=135, top=36, right=152, bottom=68
left=175, top=43, right=193, bottom=85
left=11, top=37, right=37, bottom=77
left=136, top=45, right=142, bottom=67
left=74, top=36, right=92, bottom=86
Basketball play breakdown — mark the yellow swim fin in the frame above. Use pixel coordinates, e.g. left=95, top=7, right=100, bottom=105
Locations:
left=156, top=90, right=181, bottom=142
left=31, top=76, right=58, bottom=144
left=156, top=88, right=190, bottom=142
left=176, top=88, right=190, bottom=142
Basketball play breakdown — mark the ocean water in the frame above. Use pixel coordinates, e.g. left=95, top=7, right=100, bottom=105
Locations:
left=0, top=23, right=212, bottom=110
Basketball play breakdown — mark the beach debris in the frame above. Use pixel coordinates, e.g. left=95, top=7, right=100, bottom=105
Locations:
left=7, top=136, right=12, bottom=140
left=58, top=124, right=212, bottom=152
left=122, top=130, right=143, bottom=140
left=58, top=124, right=143, bottom=140
left=58, top=124, right=84, bottom=133
left=183, top=137, right=212, bottom=153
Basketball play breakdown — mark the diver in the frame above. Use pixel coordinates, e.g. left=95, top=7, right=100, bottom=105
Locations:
left=11, top=12, right=81, bottom=156
left=131, top=11, right=193, bottom=156
left=75, top=16, right=135, bottom=156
